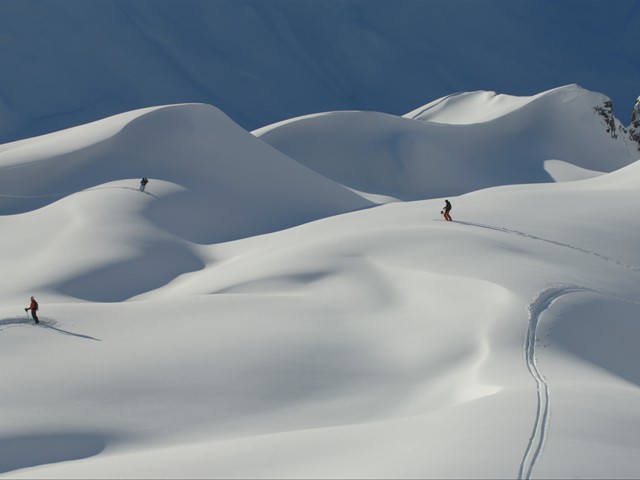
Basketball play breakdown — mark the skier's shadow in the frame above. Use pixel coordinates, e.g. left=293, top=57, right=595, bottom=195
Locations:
left=86, top=186, right=159, bottom=199
left=0, top=317, right=101, bottom=341
left=38, top=323, right=101, bottom=341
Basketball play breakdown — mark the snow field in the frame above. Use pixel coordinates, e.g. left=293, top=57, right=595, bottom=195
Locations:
left=1, top=85, right=640, bottom=478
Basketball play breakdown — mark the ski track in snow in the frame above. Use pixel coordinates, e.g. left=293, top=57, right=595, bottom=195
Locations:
left=456, top=221, right=640, bottom=273
left=0, top=317, right=100, bottom=341
left=446, top=221, right=640, bottom=478
left=0, top=218, right=634, bottom=475
left=518, top=285, right=591, bottom=480
left=0, top=317, right=44, bottom=331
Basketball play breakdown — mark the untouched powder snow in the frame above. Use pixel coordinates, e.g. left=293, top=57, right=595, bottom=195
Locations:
left=0, top=103, right=370, bottom=235
left=255, top=85, right=635, bottom=200
left=1, top=86, right=640, bottom=479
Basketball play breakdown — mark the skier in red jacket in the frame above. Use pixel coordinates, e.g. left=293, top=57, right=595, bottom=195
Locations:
left=25, top=296, right=39, bottom=324
left=441, top=199, right=453, bottom=221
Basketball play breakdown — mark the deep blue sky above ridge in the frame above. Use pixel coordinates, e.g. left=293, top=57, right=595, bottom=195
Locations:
left=0, top=0, right=638, bottom=144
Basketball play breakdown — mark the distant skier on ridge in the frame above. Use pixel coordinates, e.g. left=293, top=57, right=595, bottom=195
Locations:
left=139, top=177, right=149, bottom=192
left=441, top=199, right=453, bottom=221
left=24, top=296, right=39, bottom=324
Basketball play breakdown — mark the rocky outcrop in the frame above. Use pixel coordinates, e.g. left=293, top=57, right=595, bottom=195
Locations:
left=593, top=97, right=640, bottom=151
left=593, top=100, right=626, bottom=138
left=629, top=97, right=640, bottom=150
left=593, top=100, right=620, bottom=139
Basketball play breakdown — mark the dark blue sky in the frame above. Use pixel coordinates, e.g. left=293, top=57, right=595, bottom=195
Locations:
left=0, top=0, right=638, bottom=143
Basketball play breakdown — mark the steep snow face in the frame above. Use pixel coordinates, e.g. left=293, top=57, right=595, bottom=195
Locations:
left=256, top=86, right=635, bottom=200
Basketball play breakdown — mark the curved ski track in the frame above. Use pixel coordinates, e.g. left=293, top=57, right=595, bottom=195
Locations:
left=518, top=285, right=590, bottom=480
left=452, top=221, right=640, bottom=478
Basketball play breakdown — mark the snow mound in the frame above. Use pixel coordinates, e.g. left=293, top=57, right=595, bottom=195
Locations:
left=0, top=103, right=371, bottom=238
left=255, top=85, right=635, bottom=201
left=581, top=157, right=640, bottom=190
left=543, top=160, right=604, bottom=182
left=0, top=103, right=371, bottom=301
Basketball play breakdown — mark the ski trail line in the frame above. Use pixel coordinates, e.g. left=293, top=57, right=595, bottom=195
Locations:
left=0, top=317, right=101, bottom=341
left=446, top=220, right=640, bottom=477
left=517, top=285, right=589, bottom=480
left=456, top=221, right=640, bottom=273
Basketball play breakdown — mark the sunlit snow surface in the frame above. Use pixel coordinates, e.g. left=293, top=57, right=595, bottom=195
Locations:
left=1, top=86, right=640, bottom=479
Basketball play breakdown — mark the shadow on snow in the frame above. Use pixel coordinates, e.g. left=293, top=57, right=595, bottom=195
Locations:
left=0, top=432, right=107, bottom=474
left=0, top=317, right=101, bottom=341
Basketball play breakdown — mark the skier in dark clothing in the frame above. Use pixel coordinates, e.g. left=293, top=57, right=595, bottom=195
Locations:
left=140, top=177, right=149, bottom=192
left=441, top=199, right=453, bottom=221
left=25, top=296, right=39, bottom=324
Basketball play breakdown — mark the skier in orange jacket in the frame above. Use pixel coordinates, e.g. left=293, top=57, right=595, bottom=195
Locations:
left=25, top=296, right=39, bottom=324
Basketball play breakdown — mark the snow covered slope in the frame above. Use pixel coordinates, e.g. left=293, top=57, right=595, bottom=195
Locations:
left=256, top=85, right=637, bottom=200
left=2, top=89, right=640, bottom=479
left=0, top=103, right=370, bottom=302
